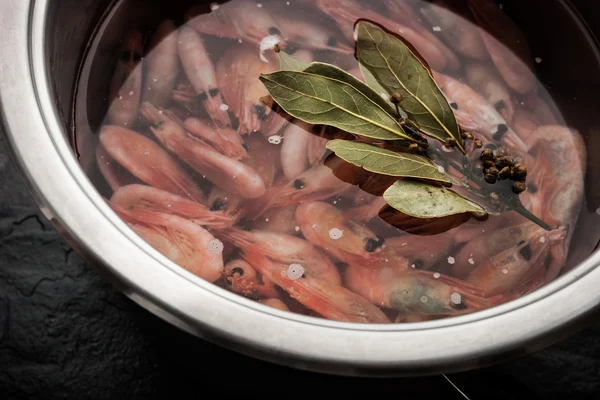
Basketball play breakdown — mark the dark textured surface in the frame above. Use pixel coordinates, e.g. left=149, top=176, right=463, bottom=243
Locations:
left=0, top=131, right=599, bottom=400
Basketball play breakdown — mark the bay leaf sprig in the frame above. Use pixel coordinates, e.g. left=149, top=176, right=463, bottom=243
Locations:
left=259, top=19, right=551, bottom=232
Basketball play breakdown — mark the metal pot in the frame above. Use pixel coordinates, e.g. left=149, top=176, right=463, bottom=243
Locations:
left=1, top=0, right=600, bottom=377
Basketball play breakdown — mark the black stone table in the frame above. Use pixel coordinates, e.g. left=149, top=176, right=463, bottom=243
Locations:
left=1, top=132, right=599, bottom=399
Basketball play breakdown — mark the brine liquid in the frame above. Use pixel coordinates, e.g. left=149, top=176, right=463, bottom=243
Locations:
left=73, top=0, right=600, bottom=324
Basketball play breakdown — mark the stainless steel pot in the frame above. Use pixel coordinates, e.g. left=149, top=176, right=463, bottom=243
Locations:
left=1, top=0, right=600, bottom=377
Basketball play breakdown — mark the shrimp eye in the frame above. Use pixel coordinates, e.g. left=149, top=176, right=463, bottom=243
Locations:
left=495, top=99, right=506, bottom=111
left=450, top=102, right=458, bottom=110
left=253, top=104, right=267, bottom=120
left=231, top=267, right=245, bottom=277
left=268, top=27, right=281, bottom=35
left=242, top=142, right=249, bottom=151
left=364, top=237, right=384, bottom=253
left=119, top=50, right=132, bottom=62
left=293, top=179, right=306, bottom=190
left=492, top=124, right=509, bottom=141
left=326, top=36, right=337, bottom=46
left=210, top=198, right=227, bottom=211
left=197, top=91, right=208, bottom=101
left=209, top=88, right=220, bottom=97
left=519, top=243, right=533, bottom=261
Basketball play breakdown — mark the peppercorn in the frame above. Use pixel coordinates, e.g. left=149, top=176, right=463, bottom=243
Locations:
left=498, top=166, right=511, bottom=180
left=474, top=139, right=483, bottom=148
left=482, top=160, right=495, bottom=169
left=484, top=174, right=497, bottom=184
left=273, top=44, right=281, bottom=53
left=511, top=163, right=528, bottom=180
left=489, top=192, right=500, bottom=203
left=513, top=181, right=527, bottom=194
left=408, top=143, right=419, bottom=153
left=444, top=138, right=457, bottom=148
left=495, top=155, right=512, bottom=169
left=487, top=166, right=499, bottom=176
left=480, top=148, right=494, bottom=161
left=390, top=93, right=403, bottom=104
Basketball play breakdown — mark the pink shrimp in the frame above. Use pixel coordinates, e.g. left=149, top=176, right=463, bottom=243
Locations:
left=177, top=25, right=231, bottom=128
left=512, top=108, right=541, bottom=140
left=95, top=145, right=133, bottom=192
left=185, top=0, right=286, bottom=49
left=224, top=259, right=280, bottom=299
left=140, top=102, right=266, bottom=199
left=433, top=72, right=528, bottom=153
left=216, top=44, right=278, bottom=135
left=296, top=201, right=386, bottom=264
left=465, top=63, right=516, bottom=123
left=243, top=132, right=281, bottom=187
left=280, top=120, right=314, bottom=180
left=110, top=184, right=231, bottom=227
left=259, top=298, right=290, bottom=311
left=468, top=0, right=536, bottom=94
left=241, top=248, right=390, bottom=323
left=344, top=264, right=495, bottom=317
left=207, top=186, right=245, bottom=225
left=98, top=125, right=206, bottom=202
left=110, top=205, right=224, bottom=283
left=311, top=0, right=455, bottom=72
left=221, top=228, right=342, bottom=285
left=184, top=117, right=248, bottom=160
left=382, top=234, right=456, bottom=272
left=142, top=19, right=180, bottom=108
left=249, top=204, right=300, bottom=237
left=466, top=227, right=567, bottom=297
left=106, top=30, right=143, bottom=128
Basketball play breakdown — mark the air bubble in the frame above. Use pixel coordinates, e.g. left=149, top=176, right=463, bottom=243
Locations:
left=329, top=228, right=343, bottom=240
left=420, top=296, right=428, bottom=303
left=502, top=269, right=509, bottom=274
left=432, top=26, right=442, bottom=32
left=447, top=256, right=455, bottom=265
left=433, top=273, right=440, bottom=279
left=268, top=135, right=283, bottom=145
left=451, top=292, right=462, bottom=305
left=468, top=258, right=475, bottom=265
left=287, top=264, right=304, bottom=280
left=219, top=104, right=229, bottom=111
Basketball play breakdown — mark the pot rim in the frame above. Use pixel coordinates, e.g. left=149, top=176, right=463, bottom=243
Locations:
left=1, top=0, right=600, bottom=376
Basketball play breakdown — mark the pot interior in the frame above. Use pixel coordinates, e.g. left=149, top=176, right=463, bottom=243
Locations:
left=44, top=0, right=600, bottom=326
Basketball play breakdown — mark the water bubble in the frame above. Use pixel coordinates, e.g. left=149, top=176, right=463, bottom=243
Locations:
left=268, top=135, right=283, bottom=145
left=502, top=269, right=509, bottom=275
left=468, top=258, right=475, bottom=265
left=128, top=91, right=134, bottom=96
left=420, top=296, right=428, bottom=303
left=451, top=292, right=462, bottom=305
left=207, top=239, right=224, bottom=254
left=433, top=273, right=440, bottom=279
left=329, top=228, right=343, bottom=240
left=447, top=256, right=455, bottom=265
left=294, top=226, right=300, bottom=232
left=287, top=264, right=304, bottom=280
left=540, top=236, right=546, bottom=243
left=437, top=165, right=445, bottom=174
left=432, top=26, right=442, bottom=32
left=219, top=104, right=229, bottom=111
left=210, top=2, right=219, bottom=10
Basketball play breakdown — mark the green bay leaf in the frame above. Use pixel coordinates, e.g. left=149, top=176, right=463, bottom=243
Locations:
left=355, top=19, right=465, bottom=153
left=278, top=50, right=311, bottom=71
left=383, top=179, right=487, bottom=219
left=326, top=139, right=451, bottom=184
left=259, top=64, right=416, bottom=142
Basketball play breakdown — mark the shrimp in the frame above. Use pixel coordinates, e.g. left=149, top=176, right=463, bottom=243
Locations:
left=296, top=201, right=386, bottom=263
left=184, top=117, right=248, bottom=160
left=418, top=0, right=489, bottom=60
left=207, top=186, right=244, bottom=224
left=466, top=227, right=567, bottom=297
left=177, top=25, right=231, bottom=128
left=249, top=204, right=300, bottom=237
left=244, top=132, right=281, bottom=187
left=465, top=63, right=516, bottom=123
left=224, top=259, right=280, bottom=299
left=95, top=145, right=132, bottom=191
left=468, top=0, right=536, bottom=94
left=140, top=102, right=266, bottom=199
left=344, top=264, right=494, bottom=316
left=512, top=109, right=540, bottom=140
left=142, top=19, right=180, bottom=108
left=98, top=125, right=206, bottom=202
left=221, top=228, right=342, bottom=285
left=216, top=44, right=278, bottom=135
left=383, top=234, right=456, bottom=272
left=525, top=125, right=587, bottom=282
left=280, top=120, right=314, bottom=180
left=433, top=72, right=528, bottom=153
left=185, top=0, right=286, bottom=50
left=106, top=30, right=143, bottom=128
left=241, top=248, right=390, bottom=323
left=312, top=0, right=455, bottom=72
left=259, top=298, right=290, bottom=311
left=110, top=184, right=232, bottom=227
left=110, top=205, right=224, bottom=283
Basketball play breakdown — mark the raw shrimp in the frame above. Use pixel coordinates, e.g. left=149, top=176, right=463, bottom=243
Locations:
left=110, top=184, right=232, bottom=227
left=216, top=44, right=278, bottom=135
left=259, top=298, right=290, bottom=311
left=280, top=120, right=315, bottom=180
left=512, top=109, right=541, bottom=140
left=383, top=234, right=456, bottom=272
left=249, top=204, right=300, bottom=237
left=184, top=117, right=248, bottom=160
left=207, top=186, right=244, bottom=224
left=185, top=0, right=286, bottom=50
left=466, top=227, right=567, bottom=296
left=241, top=248, right=390, bottom=323
left=140, top=102, right=266, bottom=199
left=98, top=125, right=206, bottom=202
left=224, top=259, right=280, bottom=299
left=111, top=205, right=224, bottom=283
left=311, top=0, right=455, bottom=72
left=465, top=63, right=515, bottom=123
left=296, top=201, right=386, bottom=263
left=177, top=25, right=231, bottom=128
left=96, top=145, right=132, bottom=191
left=142, top=19, right=180, bottom=108
left=221, top=228, right=342, bottom=285
left=468, top=0, right=536, bottom=94
left=433, top=72, right=528, bottom=153
left=106, top=30, right=143, bottom=127
left=416, top=0, right=489, bottom=60
left=243, top=132, right=281, bottom=187
left=344, top=264, right=494, bottom=316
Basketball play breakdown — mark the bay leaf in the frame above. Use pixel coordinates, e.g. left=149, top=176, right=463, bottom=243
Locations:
left=355, top=19, right=465, bottom=153
left=383, top=179, right=487, bottom=219
left=326, top=139, right=452, bottom=184
left=259, top=64, right=416, bottom=142
left=278, top=50, right=311, bottom=71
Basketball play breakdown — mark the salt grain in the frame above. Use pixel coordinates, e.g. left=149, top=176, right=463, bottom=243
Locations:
left=432, top=26, right=441, bottom=32
left=207, top=239, right=224, bottom=254
left=502, top=268, right=509, bottom=274
left=451, top=292, right=462, bottom=305
left=219, top=104, right=229, bottom=111
left=329, top=228, right=343, bottom=240
left=287, top=264, right=304, bottom=280
left=411, top=264, right=416, bottom=269
left=447, top=256, right=455, bottom=265
left=433, top=273, right=441, bottom=279
left=129, top=91, right=134, bottom=96
left=268, top=135, right=283, bottom=144
left=295, top=226, right=300, bottom=232
left=540, top=236, right=546, bottom=243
